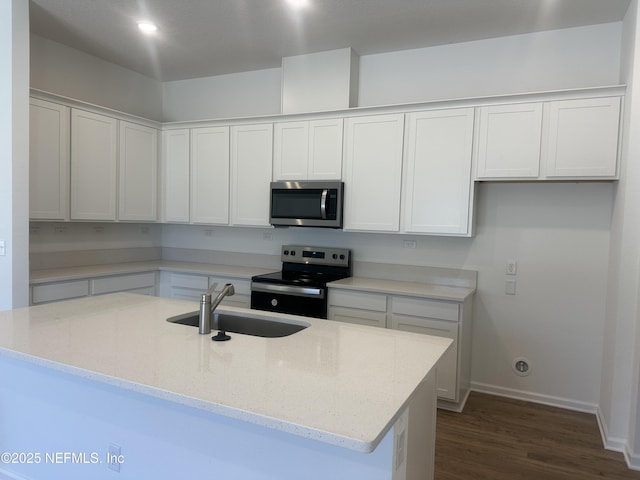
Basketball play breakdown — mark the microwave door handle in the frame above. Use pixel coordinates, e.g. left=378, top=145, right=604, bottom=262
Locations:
left=320, top=189, right=328, bottom=219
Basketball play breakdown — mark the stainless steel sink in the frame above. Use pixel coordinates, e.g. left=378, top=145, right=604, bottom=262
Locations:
left=166, top=311, right=309, bottom=338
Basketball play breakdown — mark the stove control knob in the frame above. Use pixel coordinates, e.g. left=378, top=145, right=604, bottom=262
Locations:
left=340, top=254, right=345, bottom=260
left=290, top=250, right=296, bottom=256
left=332, top=254, right=338, bottom=259
left=284, top=250, right=289, bottom=256
left=271, top=298, right=278, bottom=307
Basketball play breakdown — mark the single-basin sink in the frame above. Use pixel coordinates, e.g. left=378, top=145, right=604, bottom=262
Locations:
left=166, top=311, right=309, bottom=338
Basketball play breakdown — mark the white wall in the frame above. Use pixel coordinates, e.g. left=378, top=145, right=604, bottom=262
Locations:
left=358, top=23, right=622, bottom=107
left=0, top=0, right=29, bottom=310
left=601, top=0, right=640, bottom=467
left=30, top=34, right=163, bottom=121
left=162, top=68, right=282, bottom=122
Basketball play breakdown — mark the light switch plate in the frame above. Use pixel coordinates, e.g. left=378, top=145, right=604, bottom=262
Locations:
left=505, top=279, right=516, bottom=295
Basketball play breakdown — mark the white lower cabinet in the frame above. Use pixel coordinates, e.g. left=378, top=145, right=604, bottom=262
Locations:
left=31, top=272, right=157, bottom=305
left=328, top=287, right=473, bottom=411
left=31, top=280, right=89, bottom=305
left=91, top=272, right=157, bottom=296
left=328, top=290, right=387, bottom=328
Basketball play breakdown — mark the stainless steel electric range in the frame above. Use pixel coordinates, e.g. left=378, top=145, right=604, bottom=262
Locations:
left=250, top=245, right=352, bottom=319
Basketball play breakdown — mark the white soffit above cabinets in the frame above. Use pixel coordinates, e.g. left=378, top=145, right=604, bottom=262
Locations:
left=29, top=0, right=631, bottom=82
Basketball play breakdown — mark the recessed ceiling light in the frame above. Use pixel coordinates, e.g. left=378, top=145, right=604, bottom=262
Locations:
left=137, top=22, right=158, bottom=34
left=286, top=0, right=310, bottom=9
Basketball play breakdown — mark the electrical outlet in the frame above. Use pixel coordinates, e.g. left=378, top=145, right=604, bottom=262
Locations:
left=204, top=229, right=213, bottom=237
left=403, top=240, right=417, bottom=249
left=93, top=226, right=104, bottom=234
left=139, top=226, right=149, bottom=234
left=53, top=226, right=67, bottom=234
left=506, top=259, right=517, bottom=275
left=263, top=231, right=273, bottom=241
left=0, top=240, right=5, bottom=256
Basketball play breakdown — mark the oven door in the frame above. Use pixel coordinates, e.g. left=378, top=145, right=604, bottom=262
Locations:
left=251, top=283, right=327, bottom=319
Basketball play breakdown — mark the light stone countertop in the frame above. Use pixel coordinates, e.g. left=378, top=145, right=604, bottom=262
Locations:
left=0, top=293, right=451, bottom=453
left=328, top=277, right=475, bottom=302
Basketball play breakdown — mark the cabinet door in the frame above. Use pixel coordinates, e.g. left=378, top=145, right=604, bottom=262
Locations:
left=476, top=103, right=543, bottom=178
left=343, top=114, right=404, bottom=231
left=70, top=109, right=118, bottom=220
left=273, top=121, right=309, bottom=180
left=162, top=129, right=190, bottom=223
left=29, top=99, right=70, bottom=220
left=543, top=97, right=620, bottom=178
left=403, top=108, right=475, bottom=235
left=119, top=121, right=158, bottom=221
left=230, top=123, right=273, bottom=226
left=308, top=118, right=343, bottom=180
left=390, top=314, right=458, bottom=401
left=190, top=126, right=230, bottom=224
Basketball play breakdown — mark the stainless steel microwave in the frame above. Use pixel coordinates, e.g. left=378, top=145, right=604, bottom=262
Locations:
left=270, top=181, right=344, bottom=228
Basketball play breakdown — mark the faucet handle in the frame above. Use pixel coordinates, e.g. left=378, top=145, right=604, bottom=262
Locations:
left=204, top=282, right=219, bottom=298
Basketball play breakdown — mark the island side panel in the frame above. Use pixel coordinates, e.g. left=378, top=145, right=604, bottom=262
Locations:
left=0, top=355, right=396, bottom=480
left=392, top=369, right=437, bottom=480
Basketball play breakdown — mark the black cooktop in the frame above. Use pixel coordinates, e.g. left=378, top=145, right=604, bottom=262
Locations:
left=251, top=270, right=348, bottom=288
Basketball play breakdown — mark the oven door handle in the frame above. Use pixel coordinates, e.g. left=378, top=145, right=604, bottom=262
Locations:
left=251, top=283, right=325, bottom=299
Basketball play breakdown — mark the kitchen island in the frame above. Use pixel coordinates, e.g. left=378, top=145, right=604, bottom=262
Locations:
left=0, top=293, right=451, bottom=480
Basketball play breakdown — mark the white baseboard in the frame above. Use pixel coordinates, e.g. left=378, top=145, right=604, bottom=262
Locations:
left=470, top=382, right=598, bottom=413
left=626, top=446, right=640, bottom=471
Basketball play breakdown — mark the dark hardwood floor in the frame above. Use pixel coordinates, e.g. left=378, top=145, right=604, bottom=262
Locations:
left=435, top=392, right=640, bottom=480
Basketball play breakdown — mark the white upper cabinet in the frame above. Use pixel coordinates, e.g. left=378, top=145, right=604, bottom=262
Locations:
left=475, top=96, right=621, bottom=181
left=273, top=118, right=343, bottom=180
left=161, top=129, right=190, bottom=223
left=543, top=97, right=620, bottom=178
left=476, top=103, right=543, bottom=179
left=230, top=123, right=273, bottom=226
left=190, top=126, right=230, bottom=225
left=119, top=121, right=158, bottom=222
left=403, top=108, right=475, bottom=236
left=343, top=114, right=404, bottom=232
left=29, top=98, right=70, bottom=221
left=70, top=109, right=118, bottom=221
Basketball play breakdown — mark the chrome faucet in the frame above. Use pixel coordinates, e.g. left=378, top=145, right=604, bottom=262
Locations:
left=199, top=283, right=235, bottom=335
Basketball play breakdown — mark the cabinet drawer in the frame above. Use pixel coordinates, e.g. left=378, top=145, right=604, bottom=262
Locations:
left=329, top=306, right=387, bottom=328
left=391, top=296, right=459, bottom=322
left=32, top=280, right=89, bottom=304
left=170, top=273, right=209, bottom=290
left=328, top=289, right=387, bottom=312
left=92, top=272, right=156, bottom=295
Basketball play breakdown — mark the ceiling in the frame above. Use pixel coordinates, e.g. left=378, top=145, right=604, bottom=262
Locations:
left=29, top=0, right=632, bottom=82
